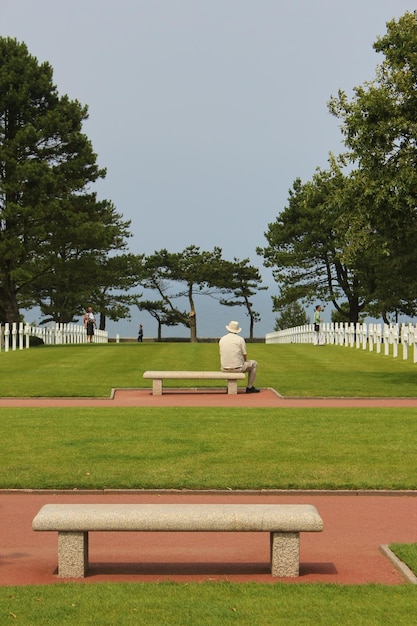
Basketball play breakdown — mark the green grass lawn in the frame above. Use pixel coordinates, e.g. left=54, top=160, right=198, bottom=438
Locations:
left=0, top=341, right=416, bottom=397
left=1, top=342, right=417, bottom=623
left=2, top=406, right=417, bottom=489
left=390, top=544, right=417, bottom=576
left=1, top=582, right=417, bottom=625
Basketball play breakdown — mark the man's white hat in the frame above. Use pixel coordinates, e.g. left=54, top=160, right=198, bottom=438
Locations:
left=226, top=320, right=241, bottom=333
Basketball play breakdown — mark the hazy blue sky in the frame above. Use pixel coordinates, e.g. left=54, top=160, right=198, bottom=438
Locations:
left=1, top=1, right=416, bottom=337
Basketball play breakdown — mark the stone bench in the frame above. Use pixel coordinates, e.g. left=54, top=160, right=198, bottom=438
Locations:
left=32, top=503, right=323, bottom=578
left=142, top=370, right=246, bottom=395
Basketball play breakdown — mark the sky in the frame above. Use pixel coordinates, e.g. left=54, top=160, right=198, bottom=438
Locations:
left=1, top=0, right=416, bottom=338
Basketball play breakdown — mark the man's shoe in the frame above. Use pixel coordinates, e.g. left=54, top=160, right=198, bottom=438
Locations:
left=246, top=386, right=260, bottom=393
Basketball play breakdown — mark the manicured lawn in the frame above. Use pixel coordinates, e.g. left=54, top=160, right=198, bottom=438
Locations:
left=1, top=582, right=417, bottom=625
left=390, top=543, right=417, bottom=576
left=1, top=342, right=417, bottom=623
left=2, top=406, right=417, bottom=490
left=0, top=342, right=416, bottom=397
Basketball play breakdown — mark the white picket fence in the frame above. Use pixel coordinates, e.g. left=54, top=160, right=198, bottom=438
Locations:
left=265, top=322, right=417, bottom=363
left=0, top=322, right=108, bottom=352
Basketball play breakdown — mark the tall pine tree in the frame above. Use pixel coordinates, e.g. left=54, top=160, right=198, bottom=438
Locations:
left=0, top=38, right=130, bottom=324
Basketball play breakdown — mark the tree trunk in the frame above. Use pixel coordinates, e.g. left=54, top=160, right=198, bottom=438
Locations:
left=0, top=284, right=21, bottom=325
left=188, top=290, right=197, bottom=342
left=249, top=313, right=254, bottom=339
left=347, top=296, right=361, bottom=324
left=189, top=313, right=197, bottom=343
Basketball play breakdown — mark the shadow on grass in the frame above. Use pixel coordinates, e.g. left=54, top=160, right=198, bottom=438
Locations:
left=366, top=371, right=417, bottom=394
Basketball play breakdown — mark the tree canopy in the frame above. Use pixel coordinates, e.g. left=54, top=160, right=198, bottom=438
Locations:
left=258, top=161, right=369, bottom=322
left=0, top=37, right=133, bottom=325
left=327, top=11, right=417, bottom=320
left=259, top=12, right=417, bottom=323
left=137, top=246, right=226, bottom=342
left=137, top=247, right=267, bottom=341
left=218, top=257, right=267, bottom=339
left=274, top=301, right=309, bottom=331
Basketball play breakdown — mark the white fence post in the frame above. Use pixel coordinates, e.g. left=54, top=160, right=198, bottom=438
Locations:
left=18, top=322, right=24, bottom=349
left=401, top=324, right=408, bottom=360
left=11, top=323, right=17, bottom=351
left=24, top=323, right=30, bottom=349
left=374, top=324, right=379, bottom=352
left=361, top=323, right=366, bottom=348
left=347, top=322, right=355, bottom=348
left=368, top=324, right=374, bottom=352
left=4, top=323, right=9, bottom=352
left=414, top=326, right=417, bottom=364
left=264, top=321, right=417, bottom=366
left=338, top=323, right=343, bottom=346
left=383, top=324, right=389, bottom=356
left=392, top=323, right=399, bottom=358
left=0, top=320, right=108, bottom=351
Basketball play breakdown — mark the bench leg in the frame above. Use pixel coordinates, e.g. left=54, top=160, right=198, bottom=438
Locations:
left=270, top=531, right=300, bottom=577
left=227, top=379, right=238, bottom=394
left=152, top=379, right=163, bottom=396
left=58, top=531, right=89, bottom=578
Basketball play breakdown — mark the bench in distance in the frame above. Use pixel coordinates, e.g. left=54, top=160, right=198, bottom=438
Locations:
left=142, top=370, right=246, bottom=395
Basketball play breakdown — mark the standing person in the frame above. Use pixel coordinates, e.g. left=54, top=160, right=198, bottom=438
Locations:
left=219, top=320, right=260, bottom=393
left=137, top=324, right=144, bottom=342
left=84, top=307, right=96, bottom=343
left=313, top=305, right=324, bottom=346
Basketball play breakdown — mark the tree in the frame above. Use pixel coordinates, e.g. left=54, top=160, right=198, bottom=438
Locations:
left=0, top=38, right=129, bottom=324
left=20, top=209, right=134, bottom=325
left=274, top=301, right=309, bottom=331
left=257, top=161, right=369, bottom=323
left=331, top=305, right=353, bottom=324
left=219, top=258, right=267, bottom=339
left=90, top=254, right=143, bottom=330
left=137, top=247, right=268, bottom=340
left=327, top=11, right=417, bottom=319
left=260, top=13, right=417, bottom=325
left=138, top=246, right=229, bottom=342
left=136, top=300, right=181, bottom=341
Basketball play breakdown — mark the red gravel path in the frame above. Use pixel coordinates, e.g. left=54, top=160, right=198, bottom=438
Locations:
left=1, top=388, right=417, bottom=587
left=2, top=491, right=417, bottom=587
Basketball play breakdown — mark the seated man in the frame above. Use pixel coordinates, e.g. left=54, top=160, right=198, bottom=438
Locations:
left=219, top=320, right=260, bottom=393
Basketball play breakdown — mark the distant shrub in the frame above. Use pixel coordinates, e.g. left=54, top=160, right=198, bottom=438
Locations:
left=29, top=336, right=44, bottom=347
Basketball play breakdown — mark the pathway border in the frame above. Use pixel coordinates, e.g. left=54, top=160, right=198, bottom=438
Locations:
left=1, top=387, right=417, bottom=408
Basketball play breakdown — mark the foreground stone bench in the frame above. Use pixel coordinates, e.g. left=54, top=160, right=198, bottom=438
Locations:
left=143, top=370, right=246, bottom=395
left=32, top=503, right=323, bottom=578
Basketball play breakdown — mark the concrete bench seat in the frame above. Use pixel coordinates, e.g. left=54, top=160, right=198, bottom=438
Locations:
left=143, top=370, right=246, bottom=395
left=32, top=503, right=323, bottom=578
